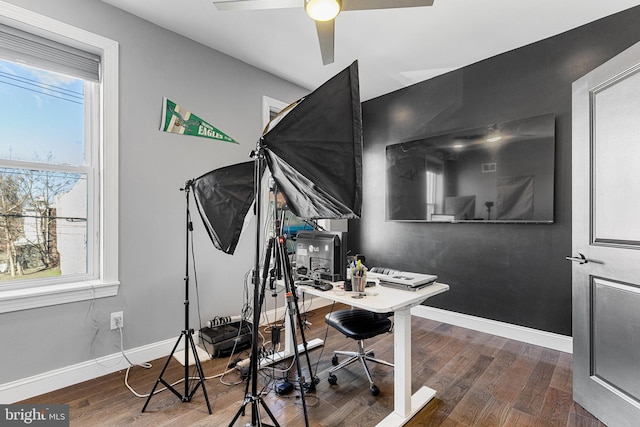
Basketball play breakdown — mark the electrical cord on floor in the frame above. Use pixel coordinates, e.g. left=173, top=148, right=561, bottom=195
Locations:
left=258, top=349, right=297, bottom=382
left=278, top=390, right=320, bottom=407
left=118, top=324, right=237, bottom=398
left=216, top=267, right=276, bottom=387
left=256, top=301, right=335, bottom=407
left=219, top=315, right=253, bottom=386
left=302, top=300, right=335, bottom=383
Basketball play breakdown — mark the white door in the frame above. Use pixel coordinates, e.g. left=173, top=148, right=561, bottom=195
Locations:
left=571, top=41, right=640, bottom=426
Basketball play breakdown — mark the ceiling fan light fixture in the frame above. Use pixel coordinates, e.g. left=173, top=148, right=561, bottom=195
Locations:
left=305, top=0, right=341, bottom=22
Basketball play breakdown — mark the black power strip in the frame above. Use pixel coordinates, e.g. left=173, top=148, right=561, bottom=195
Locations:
left=275, top=381, right=293, bottom=395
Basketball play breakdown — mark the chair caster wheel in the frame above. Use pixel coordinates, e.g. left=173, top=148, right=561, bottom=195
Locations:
left=331, top=355, right=339, bottom=366
left=328, top=374, right=338, bottom=385
left=370, top=385, right=380, bottom=396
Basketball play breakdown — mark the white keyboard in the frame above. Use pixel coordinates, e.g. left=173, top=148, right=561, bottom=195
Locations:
left=368, top=267, right=438, bottom=290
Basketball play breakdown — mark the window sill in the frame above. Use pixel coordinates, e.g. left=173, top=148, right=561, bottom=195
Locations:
left=0, top=280, right=120, bottom=313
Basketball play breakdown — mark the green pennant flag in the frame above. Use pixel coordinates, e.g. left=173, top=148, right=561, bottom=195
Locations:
left=160, top=97, right=238, bottom=144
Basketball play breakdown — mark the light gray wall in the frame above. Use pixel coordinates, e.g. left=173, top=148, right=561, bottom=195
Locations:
left=0, top=0, right=307, bottom=384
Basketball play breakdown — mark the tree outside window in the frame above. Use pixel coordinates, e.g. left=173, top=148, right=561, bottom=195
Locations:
left=0, top=58, right=90, bottom=284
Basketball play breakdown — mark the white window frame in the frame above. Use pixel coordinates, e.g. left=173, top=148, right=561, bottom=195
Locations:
left=0, top=1, right=119, bottom=313
left=262, top=95, right=290, bottom=128
left=260, top=96, right=290, bottom=240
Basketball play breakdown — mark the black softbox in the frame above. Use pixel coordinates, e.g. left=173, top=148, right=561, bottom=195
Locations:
left=192, top=161, right=257, bottom=255
left=192, top=61, right=362, bottom=255
left=262, top=61, right=362, bottom=219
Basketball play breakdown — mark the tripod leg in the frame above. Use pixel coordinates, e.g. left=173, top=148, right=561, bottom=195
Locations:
left=229, top=394, right=280, bottom=427
left=229, top=233, right=281, bottom=426
left=292, top=294, right=318, bottom=390
left=142, top=334, right=184, bottom=412
left=186, top=332, right=212, bottom=414
left=283, top=292, right=310, bottom=427
left=229, top=396, right=251, bottom=426
left=276, top=239, right=310, bottom=427
left=277, top=238, right=318, bottom=390
left=239, top=364, right=251, bottom=417
left=259, top=398, right=281, bottom=427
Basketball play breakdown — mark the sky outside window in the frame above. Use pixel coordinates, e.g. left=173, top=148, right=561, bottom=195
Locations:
left=0, top=58, right=85, bottom=166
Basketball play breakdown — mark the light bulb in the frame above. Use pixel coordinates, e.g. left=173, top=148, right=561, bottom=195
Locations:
left=305, top=0, right=341, bottom=22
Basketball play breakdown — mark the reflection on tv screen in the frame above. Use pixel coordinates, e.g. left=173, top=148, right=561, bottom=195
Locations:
left=385, top=113, right=555, bottom=223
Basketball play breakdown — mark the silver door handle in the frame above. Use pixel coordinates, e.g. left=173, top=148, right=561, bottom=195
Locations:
left=566, top=253, right=588, bottom=264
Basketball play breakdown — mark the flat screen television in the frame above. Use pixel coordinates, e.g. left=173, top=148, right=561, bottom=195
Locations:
left=385, top=113, right=556, bottom=223
left=294, top=231, right=347, bottom=281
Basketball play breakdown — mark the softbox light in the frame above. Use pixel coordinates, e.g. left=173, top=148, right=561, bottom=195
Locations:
left=192, top=61, right=362, bottom=255
left=192, top=161, right=257, bottom=255
left=188, top=61, right=363, bottom=426
left=262, top=60, right=363, bottom=219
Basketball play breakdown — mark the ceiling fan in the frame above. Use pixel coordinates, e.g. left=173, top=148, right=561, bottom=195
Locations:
left=212, top=0, right=434, bottom=65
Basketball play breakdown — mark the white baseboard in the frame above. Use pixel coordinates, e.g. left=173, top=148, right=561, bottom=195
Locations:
left=0, top=337, right=181, bottom=404
left=269, top=296, right=573, bottom=353
left=0, top=297, right=331, bottom=404
left=0, top=300, right=569, bottom=404
left=412, top=305, right=573, bottom=354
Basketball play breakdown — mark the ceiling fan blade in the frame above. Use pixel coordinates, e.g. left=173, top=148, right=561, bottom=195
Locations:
left=315, top=20, right=335, bottom=65
left=342, top=0, right=434, bottom=11
left=212, top=0, right=300, bottom=11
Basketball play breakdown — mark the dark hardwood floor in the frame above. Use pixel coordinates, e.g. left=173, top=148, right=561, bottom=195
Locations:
left=21, top=304, right=605, bottom=426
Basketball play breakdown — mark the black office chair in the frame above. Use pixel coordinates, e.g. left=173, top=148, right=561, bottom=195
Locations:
left=325, top=309, right=394, bottom=395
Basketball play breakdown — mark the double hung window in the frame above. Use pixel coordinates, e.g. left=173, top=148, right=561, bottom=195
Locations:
left=0, top=2, right=118, bottom=312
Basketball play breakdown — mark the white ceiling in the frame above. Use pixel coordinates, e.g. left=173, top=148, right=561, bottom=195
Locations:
left=101, top=0, right=640, bottom=101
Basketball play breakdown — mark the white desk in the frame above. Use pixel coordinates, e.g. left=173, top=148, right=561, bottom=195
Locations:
left=297, top=280, right=449, bottom=427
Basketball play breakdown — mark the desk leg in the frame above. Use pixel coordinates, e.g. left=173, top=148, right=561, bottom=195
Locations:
left=395, top=307, right=412, bottom=416
left=377, top=307, right=436, bottom=427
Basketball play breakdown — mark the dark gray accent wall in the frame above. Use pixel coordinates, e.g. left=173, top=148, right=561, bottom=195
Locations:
left=351, top=6, right=640, bottom=336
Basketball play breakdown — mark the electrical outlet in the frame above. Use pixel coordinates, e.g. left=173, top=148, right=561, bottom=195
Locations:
left=110, top=311, right=123, bottom=330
